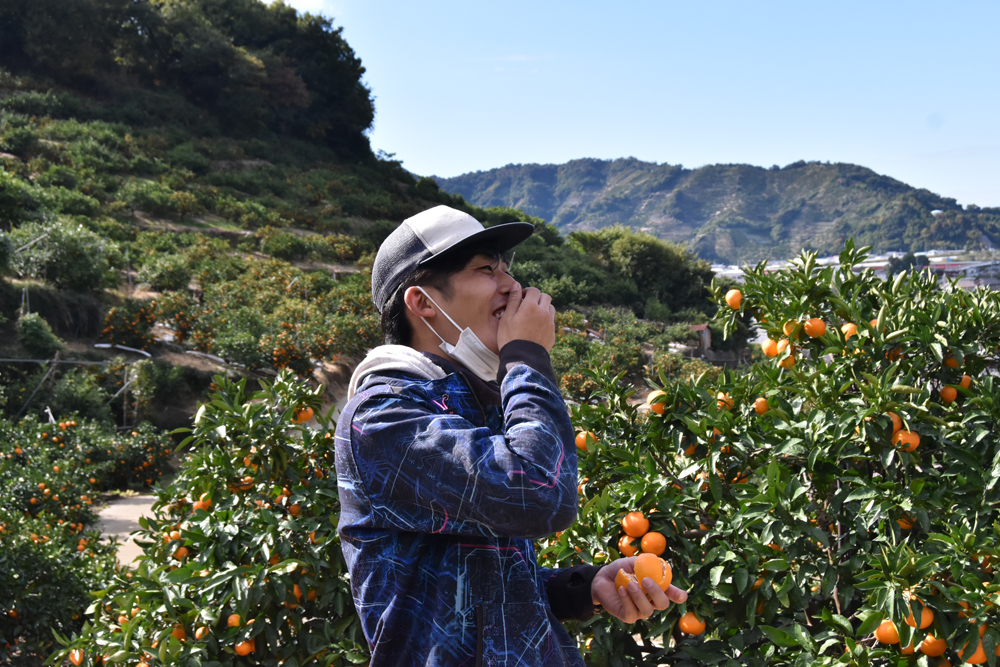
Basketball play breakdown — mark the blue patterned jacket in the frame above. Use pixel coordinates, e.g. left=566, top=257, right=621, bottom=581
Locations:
left=335, top=342, right=593, bottom=666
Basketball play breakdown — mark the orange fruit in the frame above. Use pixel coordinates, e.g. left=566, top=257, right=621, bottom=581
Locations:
left=778, top=354, right=796, bottom=369
left=888, top=412, right=903, bottom=432
left=228, top=613, right=241, bottom=627
left=945, top=356, right=960, bottom=369
left=235, top=640, right=255, bottom=656
left=621, top=512, right=650, bottom=538
left=904, top=602, right=934, bottom=629
left=920, top=634, right=947, bottom=657
left=640, top=531, right=666, bottom=556
left=575, top=431, right=596, bottom=451
left=841, top=322, right=857, bottom=339
left=960, top=375, right=972, bottom=389
left=761, top=339, right=779, bottom=357
left=783, top=321, right=799, bottom=338
left=173, top=546, right=189, bottom=560
left=804, top=318, right=826, bottom=337
left=892, top=430, right=920, bottom=452
left=646, top=390, right=668, bottom=415
left=901, top=638, right=918, bottom=655
left=618, top=535, right=638, bottom=557
left=195, top=626, right=209, bottom=640
left=292, top=406, right=314, bottom=423
left=873, top=619, right=899, bottom=644
left=171, top=625, right=186, bottom=641
left=897, top=516, right=914, bottom=530
left=958, top=636, right=987, bottom=664
left=940, top=386, right=957, bottom=404
left=634, top=553, right=672, bottom=591
left=753, top=397, right=769, bottom=415
left=288, top=504, right=301, bottom=517
left=725, top=289, right=742, bottom=309
left=614, top=568, right=634, bottom=591
left=678, top=611, right=706, bottom=635
left=776, top=339, right=790, bottom=354
left=69, top=649, right=83, bottom=665
left=717, top=392, right=733, bottom=411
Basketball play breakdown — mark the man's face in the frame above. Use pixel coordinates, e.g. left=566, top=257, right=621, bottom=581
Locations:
left=425, top=254, right=516, bottom=355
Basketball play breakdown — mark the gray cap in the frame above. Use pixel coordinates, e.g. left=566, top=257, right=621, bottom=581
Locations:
left=370, top=205, right=534, bottom=314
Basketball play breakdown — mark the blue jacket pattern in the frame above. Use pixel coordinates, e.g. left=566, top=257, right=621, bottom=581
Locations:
left=335, top=358, right=585, bottom=666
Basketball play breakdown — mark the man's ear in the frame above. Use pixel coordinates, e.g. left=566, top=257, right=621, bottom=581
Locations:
left=403, top=286, right=436, bottom=320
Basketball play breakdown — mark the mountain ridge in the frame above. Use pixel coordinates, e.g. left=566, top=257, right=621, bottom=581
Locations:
left=433, top=157, right=1000, bottom=263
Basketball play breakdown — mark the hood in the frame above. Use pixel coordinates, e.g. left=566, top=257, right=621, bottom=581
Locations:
left=347, top=345, right=447, bottom=399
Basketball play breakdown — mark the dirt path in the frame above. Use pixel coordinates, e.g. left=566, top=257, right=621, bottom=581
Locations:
left=96, top=495, right=157, bottom=566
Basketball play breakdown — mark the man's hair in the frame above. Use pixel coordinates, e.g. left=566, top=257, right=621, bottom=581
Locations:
left=380, top=244, right=503, bottom=346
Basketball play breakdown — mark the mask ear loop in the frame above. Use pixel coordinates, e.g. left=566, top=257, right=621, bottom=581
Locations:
left=414, top=286, right=463, bottom=342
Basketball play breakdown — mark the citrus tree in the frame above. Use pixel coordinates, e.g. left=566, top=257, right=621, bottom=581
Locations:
left=51, top=372, right=367, bottom=667
left=1, top=415, right=171, bottom=665
left=553, top=241, right=1000, bottom=666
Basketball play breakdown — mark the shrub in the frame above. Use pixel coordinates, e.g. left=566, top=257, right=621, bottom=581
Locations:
left=0, top=232, right=12, bottom=275
left=257, top=226, right=311, bottom=260
left=116, top=178, right=175, bottom=217
left=557, top=241, right=1000, bottom=665
left=165, top=142, right=211, bottom=175
left=8, top=219, right=119, bottom=291
left=101, top=299, right=156, bottom=350
left=0, top=414, right=171, bottom=664
left=54, top=373, right=367, bottom=666
left=152, top=291, right=196, bottom=343
left=137, top=254, right=190, bottom=292
left=16, top=312, right=64, bottom=357
left=49, top=369, right=114, bottom=424
left=0, top=126, right=38, bottom=157
left=0, top=171, right=41, bottom=222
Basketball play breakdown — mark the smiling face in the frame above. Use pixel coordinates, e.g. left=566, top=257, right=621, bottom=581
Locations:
left=419, top=254, right=517, bottom=355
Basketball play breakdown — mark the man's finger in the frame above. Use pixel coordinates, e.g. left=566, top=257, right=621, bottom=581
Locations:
left=519, top=286, right=541, bottom=305
left=665, top=585, right=688, bottom=604
left=642, top=579, right=671, bottom=610
left=503, top=282, right=523, bottom=317
left=615, top=584, right=640, bottom=623
left=625, top=581, right=654, bottom=618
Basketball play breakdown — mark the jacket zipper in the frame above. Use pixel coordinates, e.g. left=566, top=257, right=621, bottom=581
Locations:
left=475, top=604, right=484, bottom=667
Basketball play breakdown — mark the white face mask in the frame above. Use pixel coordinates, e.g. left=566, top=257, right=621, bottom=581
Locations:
left=415, top=287, right=500, bottom=383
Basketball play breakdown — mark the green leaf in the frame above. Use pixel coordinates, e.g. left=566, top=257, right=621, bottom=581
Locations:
left=856, top=610, right=885, bottom=637
left=821, top=608, right=854, bottom=637
left=761, top=559, right=789, bottom=571
left=734, top=567, right=748, bottom=594
left=845, top=487, right=878, bottom=502
left=758, top=625, right=798, bottom=647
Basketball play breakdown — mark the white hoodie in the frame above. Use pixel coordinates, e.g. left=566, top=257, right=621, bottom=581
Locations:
left=346, top=345, right=447, bottom=399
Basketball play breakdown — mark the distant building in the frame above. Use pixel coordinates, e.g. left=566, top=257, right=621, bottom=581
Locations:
left=690, top=323, right=711, bottom=351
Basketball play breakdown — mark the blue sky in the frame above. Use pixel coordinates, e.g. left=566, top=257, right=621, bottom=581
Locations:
left=283, top=1, right=1000, bottom=208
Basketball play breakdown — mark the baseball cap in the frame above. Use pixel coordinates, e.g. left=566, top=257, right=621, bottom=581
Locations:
left=371, top=205, right=534, bottom=314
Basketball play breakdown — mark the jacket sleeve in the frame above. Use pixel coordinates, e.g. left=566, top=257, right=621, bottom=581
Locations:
left=346, top=362, right=578, bottom=539
left=539, top=565, right=603, bottom=622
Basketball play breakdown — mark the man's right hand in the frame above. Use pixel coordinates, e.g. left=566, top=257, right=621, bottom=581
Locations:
left=498, top=283, right=556, bottom=352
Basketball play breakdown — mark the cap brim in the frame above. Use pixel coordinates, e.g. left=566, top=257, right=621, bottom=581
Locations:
left=417, top=221, right=534, bottom=266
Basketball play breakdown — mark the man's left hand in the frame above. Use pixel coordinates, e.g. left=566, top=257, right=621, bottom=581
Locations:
left=591, top=556, right=688, bottom=623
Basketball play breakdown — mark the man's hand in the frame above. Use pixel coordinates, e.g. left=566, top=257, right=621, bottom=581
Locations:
left=498, top=283, right=556, bottom=352
left=591, top=556, right=688, bottom=624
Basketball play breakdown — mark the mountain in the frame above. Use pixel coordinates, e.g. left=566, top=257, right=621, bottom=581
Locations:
left=433, top=158, right=1000, bottom=263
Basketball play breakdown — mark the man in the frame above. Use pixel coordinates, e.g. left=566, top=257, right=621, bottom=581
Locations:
left=335, top=205, right=686, bottom=665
